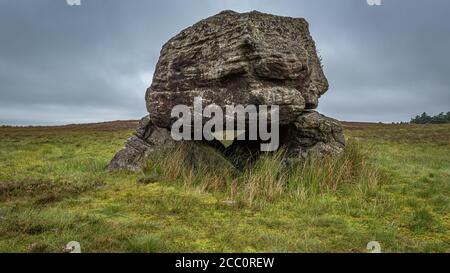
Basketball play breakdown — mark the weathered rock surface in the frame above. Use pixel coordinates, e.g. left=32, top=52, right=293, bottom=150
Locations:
left=146, top=10, right=328, bottom=128
left=284, top=111, right=346, bottom=158
left=107, top=10, right=344, bottom=172
left=107, top=116, right=175, bottom=172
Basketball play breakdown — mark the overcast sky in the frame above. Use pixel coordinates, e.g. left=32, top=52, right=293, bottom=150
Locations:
left=0, top=0, right=449, bottom=125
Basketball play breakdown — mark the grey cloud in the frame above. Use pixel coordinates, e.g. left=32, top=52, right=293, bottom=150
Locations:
left=0, top=0, right=449, bottom=124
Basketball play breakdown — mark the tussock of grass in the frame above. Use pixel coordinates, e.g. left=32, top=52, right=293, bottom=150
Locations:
left=238, top=151, right=286, bottom=206
left=286, top=141, right=381, bottom=198
left=145, top=142, right=236, bottom=193
left=126, top=234, right=165, bottom=253
left=409, top=208, right=438, bottom=233
left=144, top=140, right=382, bottom=207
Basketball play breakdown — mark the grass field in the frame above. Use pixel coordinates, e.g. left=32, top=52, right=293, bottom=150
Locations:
left=0, top=121, right=448, bottom=253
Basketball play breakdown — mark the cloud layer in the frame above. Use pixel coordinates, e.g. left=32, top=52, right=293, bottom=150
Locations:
left=0, top=0, right=449, bottom=124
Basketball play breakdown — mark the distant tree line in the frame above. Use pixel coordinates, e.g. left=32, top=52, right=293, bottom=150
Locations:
left=410, top=112, right=450, bottom=124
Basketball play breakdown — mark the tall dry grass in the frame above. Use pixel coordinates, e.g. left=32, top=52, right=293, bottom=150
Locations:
left=144, top=140, right=382, bottom=206
left=285, top=141, right=380, bottom=201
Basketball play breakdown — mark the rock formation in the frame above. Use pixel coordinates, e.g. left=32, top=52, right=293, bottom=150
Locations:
left=107, top=10, right=345, bottom=172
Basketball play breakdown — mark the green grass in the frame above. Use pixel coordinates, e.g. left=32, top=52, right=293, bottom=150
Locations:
left=0, top=122, right=448, bottom=253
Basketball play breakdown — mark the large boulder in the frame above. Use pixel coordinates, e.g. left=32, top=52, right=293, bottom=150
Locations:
left=108, top=10, right=344, bottom=172
left=147, top=10, right=328, bottom=127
